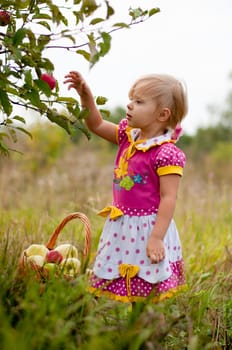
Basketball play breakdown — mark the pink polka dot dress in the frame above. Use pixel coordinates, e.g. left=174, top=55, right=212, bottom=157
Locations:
left=89, top=119, right=186, bottom=303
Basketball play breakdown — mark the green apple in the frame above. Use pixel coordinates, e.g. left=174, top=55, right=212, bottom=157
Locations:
left=25, top=244, right=49, bottom=258
left=54, top=244, right=78, bottom=259
left=60, top=257, right=81, bottom=277
left=26, top=254, right=45, bottom=268
left=44, top=262, right=58, bottom=275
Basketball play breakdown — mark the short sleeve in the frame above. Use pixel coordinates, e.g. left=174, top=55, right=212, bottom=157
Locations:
left=154, top=143, right=186, bottom=176
left=116, top=118, right=128, bottom=145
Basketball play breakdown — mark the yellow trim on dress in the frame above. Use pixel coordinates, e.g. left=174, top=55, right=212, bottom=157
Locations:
left=157, top=165, right=183, bottom=176
left=88, top=284, right=187, bottom=303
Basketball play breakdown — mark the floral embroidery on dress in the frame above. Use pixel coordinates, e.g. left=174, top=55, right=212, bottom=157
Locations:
left=114, top=169, right=148, bottom=191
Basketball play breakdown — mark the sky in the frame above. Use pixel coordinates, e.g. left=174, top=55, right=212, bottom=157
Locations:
left=50, top=0, right=232, bottom=135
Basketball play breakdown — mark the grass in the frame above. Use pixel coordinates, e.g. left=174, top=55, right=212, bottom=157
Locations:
left=0, top=129, right=232, bottom=349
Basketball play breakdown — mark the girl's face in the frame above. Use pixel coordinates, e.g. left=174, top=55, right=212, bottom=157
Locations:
left=126, top=90, right=160, bottom=131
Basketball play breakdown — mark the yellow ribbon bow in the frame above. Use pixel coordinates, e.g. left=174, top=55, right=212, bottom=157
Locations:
left=98, top=206, right=124, bottom=219
left=119, top=264, right=140, bottom=296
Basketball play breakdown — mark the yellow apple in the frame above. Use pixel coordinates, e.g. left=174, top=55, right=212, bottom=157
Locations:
left=54, top=244, right=78, bottom=259
left=60, top=257, right=81, bottom=277
left=26, top=255, right=45, bottom=267
left=25, top=244, right=49, bottom=258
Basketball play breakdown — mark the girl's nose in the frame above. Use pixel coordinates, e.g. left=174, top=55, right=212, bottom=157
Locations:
left=127, top=101, right=133, bottom=110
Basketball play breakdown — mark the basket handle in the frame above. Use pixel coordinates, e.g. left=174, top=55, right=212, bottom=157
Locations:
left=46, top=212, right=92, bottom=256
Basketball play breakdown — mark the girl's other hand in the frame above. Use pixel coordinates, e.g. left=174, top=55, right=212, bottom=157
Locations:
left=64, top=71, right=91, bottom=98
left=146, top=236, right=165, bottom=264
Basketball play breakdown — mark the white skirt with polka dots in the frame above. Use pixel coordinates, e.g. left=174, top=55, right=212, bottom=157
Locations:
left=93, top=214, right=184, bottom=285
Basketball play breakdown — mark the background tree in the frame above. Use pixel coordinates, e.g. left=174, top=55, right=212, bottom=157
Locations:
left=0, top=0, right=159, bottom=154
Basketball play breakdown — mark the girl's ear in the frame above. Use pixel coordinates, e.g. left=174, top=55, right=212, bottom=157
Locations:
left=158, top=108, right=171, bottom=122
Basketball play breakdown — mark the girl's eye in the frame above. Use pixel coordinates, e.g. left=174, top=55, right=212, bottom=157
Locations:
left=135, top=99, right=142, bottom=104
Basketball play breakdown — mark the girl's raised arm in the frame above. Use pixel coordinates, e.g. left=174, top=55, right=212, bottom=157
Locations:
left=64, top=71, right=117, bottom=144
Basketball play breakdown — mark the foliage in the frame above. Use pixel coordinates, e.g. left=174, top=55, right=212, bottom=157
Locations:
left=1, top=135, right=232, bottom=349
left=0, top=0, right=160, bottom=154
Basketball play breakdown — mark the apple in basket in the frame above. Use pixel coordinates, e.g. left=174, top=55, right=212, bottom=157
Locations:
left=60, top=257, right=81, bottom=277
left=26, top=255, right=45, bottom=268
left=25, top=244, right=49, bottom=258
left=46, top=250, right=63, bottom=264
left=22, top=244, right=49, bottom=268
left=43, top=262, right=59, bottom=275
left=54, top=243, right=78, bottom=259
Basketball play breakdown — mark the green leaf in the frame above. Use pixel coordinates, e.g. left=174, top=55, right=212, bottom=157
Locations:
left=13, top=115, right=26, bottom=124
left=6, top=87, right=19, bottom=96
left=34, top=79, right=52, bottom=97
left=129, top=8, right=144, bottom=20
left=37, top=21, right=51, bottom=31
left=57, top=97, right=78, bottom=104
left=81, top=0, right=98, bottom=16
left=98, top=32, right=111, bottom=56
left=113, top=22, right=130, bottom=29
left=24, top=70, right=33, bottom=85
left=32, top=13, right=52, bottom=20
left=9, top=128, right=17, bottom=143
left=27, top=29, right=36, bottom=47
left=89, top=17, right=104, bottom=25
left=72, top=104, right=81, bottom=118
left=46, top=109, right=72, bottom=134
left=73, top=11, right=82, bottom=25
left=26, top=90, right=42, bottom=107
left=76, top=50, right=90, bottom=62
left=0, top=90, right=12, bottom=116
left=38, top=35, right=51, bottom=48
left=37, top=58, right=54, bottom=71
left=105, top=1, right=114, bottom=19
left=16, top=126, right=32, bottom=139
left=21, top=55, right=35, bottom=67
left=149, top=7, right=160, bottom=17
left=78, top=108, right=89, bottom=120
left=99, top=109, right=111, bottom=119
left=75, top=121, right=91, bottom=139
left=13, top=28, right=27, bottom=47
left=0, top=140, right=9, bottom=154
left=96, top=96, right=108, bottom=105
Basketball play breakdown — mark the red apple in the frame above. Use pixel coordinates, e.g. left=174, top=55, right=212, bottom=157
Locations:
left=46, top=250, right=63, bottom=264
left=40, top=73, right=56, bottom=90
left=0, top=10, right=11, bottom=26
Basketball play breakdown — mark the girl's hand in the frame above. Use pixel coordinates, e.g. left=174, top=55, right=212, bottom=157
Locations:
left=146, top=236, right=165, bottom=264
left=64, top=71, right=92, bottom=99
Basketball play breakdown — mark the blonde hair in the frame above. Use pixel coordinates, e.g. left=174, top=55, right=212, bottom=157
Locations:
left=128, top=74, right=188, bottom=129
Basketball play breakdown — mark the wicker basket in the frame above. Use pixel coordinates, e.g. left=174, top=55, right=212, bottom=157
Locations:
left=18, top=212, right=92, bottom=278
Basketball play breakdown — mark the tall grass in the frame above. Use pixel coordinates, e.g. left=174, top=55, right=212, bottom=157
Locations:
left=0, top=125, right=232, bottom=349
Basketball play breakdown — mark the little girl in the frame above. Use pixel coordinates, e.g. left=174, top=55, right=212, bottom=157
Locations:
left=64, top=72, right=188, bottom=303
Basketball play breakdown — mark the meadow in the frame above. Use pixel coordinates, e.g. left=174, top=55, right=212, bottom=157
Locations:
left=0, top=123, right=231, bottom=350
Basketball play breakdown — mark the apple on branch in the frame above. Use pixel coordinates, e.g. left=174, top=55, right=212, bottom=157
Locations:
left=40, top=73, right=57, bottom=90
left=0, top=10, right=11, bottom=26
